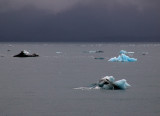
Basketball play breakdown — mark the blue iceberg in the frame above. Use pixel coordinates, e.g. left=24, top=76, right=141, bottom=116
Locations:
left=108, top=54, right=137, bottom=62
left=74, top=76, right=131, bottom=90
left=108, top=50, right=137, bottom=62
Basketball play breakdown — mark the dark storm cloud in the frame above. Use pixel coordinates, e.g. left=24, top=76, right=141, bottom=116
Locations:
left=0, top=0, right=160, bottom=42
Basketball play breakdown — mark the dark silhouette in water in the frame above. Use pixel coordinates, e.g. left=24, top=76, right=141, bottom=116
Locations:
left=94, top=57, right=105, bottom=60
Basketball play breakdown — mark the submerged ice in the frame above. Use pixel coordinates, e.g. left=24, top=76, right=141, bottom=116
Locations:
left=108, top=50, right=137, bottom=62
left=74, top=76, right=131, bottom=90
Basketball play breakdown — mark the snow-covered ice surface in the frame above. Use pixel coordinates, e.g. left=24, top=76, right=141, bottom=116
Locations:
left=22, top=50, right=31, bottom=55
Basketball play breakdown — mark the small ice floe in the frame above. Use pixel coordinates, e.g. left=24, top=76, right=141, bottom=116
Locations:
left=8, top=44, right=14, bottom=47
left=56, top=52, right=62, bottom=54
left=74, top=76, right=131, bottom=90
left=120, top=50, right=134, bottom=54
left=108, top=50, right=137, bottom=62
left=13, top=50, right=39, bottom=57
left=83, top=50, right=104, bottom=53
left=74, top=87, right=94, bottom=90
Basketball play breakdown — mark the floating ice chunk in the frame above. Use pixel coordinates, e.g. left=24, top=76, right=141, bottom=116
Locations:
left=120, top=50, right=134, bottom=54
left=74, top=87, right=93, bottom=90
left=83, top=50, right=104, bottom=53
left=74, top=76, right=131, bottom=90
left=74, top=86, right=101, bottom=90
left=108, top=54, right=137, bottom=62
left=100, top=76, right=115, bottom=83
left=98, top=76, right=131, bottom=90
left=114, top=79, right=131, bottom=90
left=88, top=51, right=97, bottom=53
left=56, top=52, right=62, bottom=54
left=8, top=44, right=14, bottom=47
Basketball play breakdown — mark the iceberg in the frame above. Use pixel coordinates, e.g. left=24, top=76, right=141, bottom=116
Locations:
left=108, top=50, right=137, bottom=62
left=108, top=54, right=137, bottom=62
left=98, top=76, right=131, bottom=90
left=13, top=50, right=39, bottom=57
left=74, top=76, right=131, bottom=90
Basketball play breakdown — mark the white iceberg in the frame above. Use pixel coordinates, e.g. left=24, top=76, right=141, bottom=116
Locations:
left=108, top=50, right=137, bottom=62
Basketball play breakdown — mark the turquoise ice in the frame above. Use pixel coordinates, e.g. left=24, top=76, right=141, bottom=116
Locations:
left=108, top=50, right=137, bottom=62
left=108, top=54, right=137, bottom=62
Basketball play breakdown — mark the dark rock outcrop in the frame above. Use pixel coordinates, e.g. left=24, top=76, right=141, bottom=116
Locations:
left=13, top=50, right=39, bottom=57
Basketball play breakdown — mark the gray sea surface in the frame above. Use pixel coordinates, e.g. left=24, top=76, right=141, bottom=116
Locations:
left=0, top=42, right=160, bottom=116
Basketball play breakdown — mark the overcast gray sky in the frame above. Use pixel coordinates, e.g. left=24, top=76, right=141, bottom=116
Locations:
left=0, top=0, right=160, bottom=42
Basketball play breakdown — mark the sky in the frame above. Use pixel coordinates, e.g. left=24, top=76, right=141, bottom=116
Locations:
left=0, top=0, right=160, bottom=42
